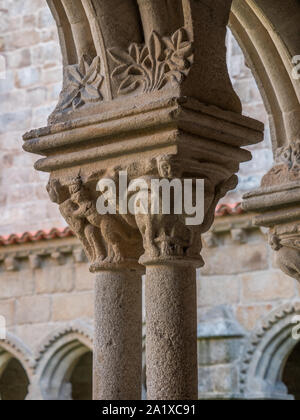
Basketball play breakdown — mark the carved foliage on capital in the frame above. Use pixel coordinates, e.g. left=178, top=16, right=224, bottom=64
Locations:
left=109, top=28, right=193, bottom=95
left=52, top=55, right=104, bottom=116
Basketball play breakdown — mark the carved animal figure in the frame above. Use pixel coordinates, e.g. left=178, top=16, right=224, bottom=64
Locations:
left=47, top=178, right=105, bottom=264
left=134, top=154, right=200, bottom=260
left=69, top=176, right=139, bottom=266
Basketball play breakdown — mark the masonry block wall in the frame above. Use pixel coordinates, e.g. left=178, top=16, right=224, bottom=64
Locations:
left=0, top=0, right=63, bottom=234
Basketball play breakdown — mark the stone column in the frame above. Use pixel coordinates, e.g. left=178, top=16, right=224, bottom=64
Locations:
left=94, top=266, right=143, bottom=400
left=24, top=0, right=264, bottom=400
left=145, top=262, right=198, bottom=400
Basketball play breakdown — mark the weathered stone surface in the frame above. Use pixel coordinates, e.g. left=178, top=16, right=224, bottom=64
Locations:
left=241, top=270, right=295, bottom=303
left=197, top=274, right=240, bottom=306
left=236, top=303, right=274, bottom=331
left=201, top=242, right=268, bottom=275
left=0, top=299, right=15, bottom=326
left=0, top=270, right=34, bottom=299
left=35, top=265, right=74, bottom=295
left=52, top=292, right=94, bottom=322
left=74, top=264, right=94, bottom=291
left=198, top=365, right=239, bottom=397
left=94, top=270, right=142, bottom=400
left=16, top=295, right=51, bottom=325
left=146, top=264, right=198, bottom=400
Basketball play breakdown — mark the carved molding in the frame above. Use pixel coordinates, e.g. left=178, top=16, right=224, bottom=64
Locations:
left=30, top=322, right=93, bottom=400
left=50, top=55, right=104, bottom=121
left=34, top=322, right=93, bottom=366
left=0, top=332, right=34, bottom=378
left=239, top=302, right=300, bottom=399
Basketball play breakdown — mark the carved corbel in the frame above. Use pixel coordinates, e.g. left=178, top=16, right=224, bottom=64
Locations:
left=231, top=228, right=247, bottom=244
left=4, top=256, right=19, bottom=272
left=50, top=250, right=65, bottom=266
left=29, top=254, right=42, bottom=270
left=244, top=138, right=300, bottom=282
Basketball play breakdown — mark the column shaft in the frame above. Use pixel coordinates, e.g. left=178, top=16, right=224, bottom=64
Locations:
left=145, top=264, right=198, bottom=400
left=94, top=270, right=142, bottom=400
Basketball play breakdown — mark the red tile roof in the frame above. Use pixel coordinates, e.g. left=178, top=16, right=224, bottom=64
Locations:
left=0, top=227, right=74, bottom=246
left=0, top=204, right=244, bottom=247
left=215, top=202, right=243, bottom=217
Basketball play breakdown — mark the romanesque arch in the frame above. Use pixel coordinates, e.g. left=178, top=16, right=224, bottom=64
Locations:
left=240, top=302, right=300, bottom=400
left=27, top=322, right=93, bottom=400
left=0, top=333, right=33, bottom=400
left=230, top=0, right=300, bottom=149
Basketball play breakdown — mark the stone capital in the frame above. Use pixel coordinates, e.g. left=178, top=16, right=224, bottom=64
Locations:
left=243, top=138, right=300, bottom=282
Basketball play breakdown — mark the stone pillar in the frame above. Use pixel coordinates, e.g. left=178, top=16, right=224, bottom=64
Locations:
left=94, top=266, right=143, bottom=400
left=24, top=0, right=264, bottom=400
left=145, top=263, right=198, bottom=400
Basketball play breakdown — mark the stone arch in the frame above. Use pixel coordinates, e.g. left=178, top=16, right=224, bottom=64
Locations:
left=0, top=333, right=34, bottom=379
left=239, top=302, right=300, bottom=400
left=230, top=0, right=300, bottom=150
left=30, top=322, right=93, bottom=400
left=0, top=333, right=33, bottom=400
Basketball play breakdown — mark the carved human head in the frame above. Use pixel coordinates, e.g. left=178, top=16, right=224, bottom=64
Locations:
left=156, top=154, right=181, bottom=179
left=46, top=178, right=66, bottom=204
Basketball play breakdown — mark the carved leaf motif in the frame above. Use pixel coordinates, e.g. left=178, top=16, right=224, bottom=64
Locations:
left=109, top=27, right=193, bottom=95
left=56, top=55, right=104, bottom=112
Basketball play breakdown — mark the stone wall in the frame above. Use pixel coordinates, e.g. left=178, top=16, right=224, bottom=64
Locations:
left=0, top=237, right=94, bottom=348
left=200, top=213, right=300, bottom=331
left=0, top=1, right=273, bottom=235
left=0, top=0, right=63, bottom=235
